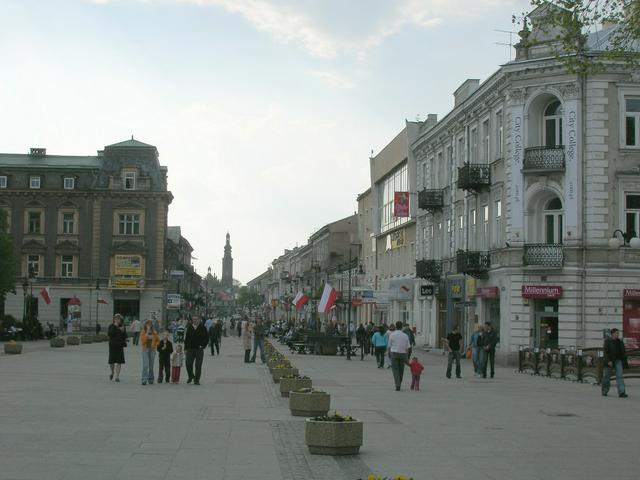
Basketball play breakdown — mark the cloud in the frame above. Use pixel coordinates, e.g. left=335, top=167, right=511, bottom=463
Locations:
left=88, top=0, right=518, bottom=58
left=309, top=70, right=355, bottom=89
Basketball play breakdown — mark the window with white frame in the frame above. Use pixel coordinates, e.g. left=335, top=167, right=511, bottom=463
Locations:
left=482, top=119, right=490, bottom=162
left=481, top=205, right=489, bottom=250
left=495, top=199, right=502, bottom=246
left=62, top=212, right=75, bottom=234
left=429, top=157, right=435, bottom=188
left=63, top=177, right=75, bottom=190
left=28, top=211, right=42, bottom=234
left=436, top=221, right=442, bottom=258
left=378, top=163, right=409, bottom=233
left=470, top=128, right=478, bottom=163
left=438, top=151, right=444, bottom=187
left=625, top=98, right=640, bottom=147
left=446, top=218, right=453, bottom=256
left=496, top=111, right=503, bottom=157
left=625, top=193, right=640, bottom=238
left=470, top=208, right=477, bottom=249
left=27, top=255, right=40, bottom=277
left=458, top=214, right=464, bottom=250
left=30, top=176, right=41, bottom=189
left=544, top=197, right=563, bottom=244
left=118, top=213, right=141, bottom=235
left=61, top=255, right=74, bottom=277
left=0, top=176, right=6, bottom=189
left=123, top=170, right=136, bottom=190
left=421, top=163, right=427, bottom=189
left=544, top=100, right=563, bottom=147
left=447, top=146, right=453, bottom=186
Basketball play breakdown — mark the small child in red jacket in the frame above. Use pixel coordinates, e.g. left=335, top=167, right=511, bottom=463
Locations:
left=410, top=356, right=424, bottom=391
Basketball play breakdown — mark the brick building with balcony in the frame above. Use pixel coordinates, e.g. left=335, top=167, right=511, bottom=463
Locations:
left=0, top=138, right=173, bottom=330
left=413, top=6, right=640, bottom=361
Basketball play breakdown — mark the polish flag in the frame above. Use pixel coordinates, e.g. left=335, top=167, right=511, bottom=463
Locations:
left=293, top=291, right=309, bottom=311
left=317, top=283, right=338, bottom=314
left=39, top=287, right=51, bottom=305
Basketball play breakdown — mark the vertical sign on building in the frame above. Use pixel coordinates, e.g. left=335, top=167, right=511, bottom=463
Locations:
left=562, top=83, right=580, bottom=240
left=509, top=89, right=525, bottom=241
left=393, top=191, right=410, bottom=217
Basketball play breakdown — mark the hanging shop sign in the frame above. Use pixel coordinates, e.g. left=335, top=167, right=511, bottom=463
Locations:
left=623, top=288, right=640, bottom=299
left=393, top=191, right=410, bottom=217
left=112, top=278, right=145, bottom=289
left=114, top=255, right=142, bottom=276
left=420, top=285, right=434, bottom=296
left=167, top=294, right=181, bottom=309
left=521, top=285, right=563, bottom=299
left=389, top=229, right=406, bottom=249
left=476, top=287, right=499, bottom=299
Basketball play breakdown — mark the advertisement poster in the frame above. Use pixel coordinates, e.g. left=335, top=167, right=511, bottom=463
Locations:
left=115, top=255, right=142, bottom=276
left=393, top=191, right=410, bottom=217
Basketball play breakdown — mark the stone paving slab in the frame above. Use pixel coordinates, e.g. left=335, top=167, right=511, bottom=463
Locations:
left=0, top=337, right=638, bottom=480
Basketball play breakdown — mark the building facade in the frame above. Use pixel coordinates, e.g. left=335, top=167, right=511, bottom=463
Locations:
left=0, top=138, right=172, bottom=329
left=413, top=8, right=640, bottom=361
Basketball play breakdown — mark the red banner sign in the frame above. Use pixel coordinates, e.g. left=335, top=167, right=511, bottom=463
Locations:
left=476, top=287, right=499, bottom=299
left=623, top=288, right=640, bottom=299
left=393, top=191, right=410, bottom=217
left=521, top=285, right=563, bottom=299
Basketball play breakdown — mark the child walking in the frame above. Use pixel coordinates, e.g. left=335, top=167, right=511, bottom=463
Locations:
left=410, top=356, right=424, bottom=391
left=171, top=343, right=184, bottom=384
left=157, top=331, right=173, bottom=384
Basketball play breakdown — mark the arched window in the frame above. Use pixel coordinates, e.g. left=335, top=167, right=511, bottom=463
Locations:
left=543, top=100, right=563, bottom=148
left=544, top=197, right=563, bottom=244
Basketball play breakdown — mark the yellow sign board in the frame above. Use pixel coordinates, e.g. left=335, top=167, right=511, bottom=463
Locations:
left=390, top=229, right=405, bottom=249
left=114, top=255, right=142, bottom=276
left=113, top=279, right=141, bottom=289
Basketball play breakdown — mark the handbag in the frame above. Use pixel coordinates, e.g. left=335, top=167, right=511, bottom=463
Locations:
left=466, top=348, right=472, bottom=359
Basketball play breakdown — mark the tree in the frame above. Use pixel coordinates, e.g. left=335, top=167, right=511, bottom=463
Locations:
left=517, top=0, right=640, bottom=74
left=0, top=209, right=16, bottom=305
left=236, top=286, right=263, bottom=313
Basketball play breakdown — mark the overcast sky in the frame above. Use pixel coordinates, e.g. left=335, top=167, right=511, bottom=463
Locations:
left=1, top=0, right=530, bottom=284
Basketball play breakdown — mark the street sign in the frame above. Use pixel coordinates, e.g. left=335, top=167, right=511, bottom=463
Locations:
left=167, top=294, right=181, bottom=309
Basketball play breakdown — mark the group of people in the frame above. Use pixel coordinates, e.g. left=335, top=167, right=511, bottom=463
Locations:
left=107, top=314, right=223, bottom=386
left=446, top=321, right=498, bottom=379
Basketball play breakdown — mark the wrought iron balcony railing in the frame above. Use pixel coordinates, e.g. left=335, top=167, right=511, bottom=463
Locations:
left=523, top=146, right=566, bottom=173
left=456, top=250, right=490, bottom=278
left=457, top=164, right=491, bottom=193
left=416, top=259, right=442, bottom=282
left=418, top=189, right=444, bottom=212
left=523, top=243, right=564, bottom=267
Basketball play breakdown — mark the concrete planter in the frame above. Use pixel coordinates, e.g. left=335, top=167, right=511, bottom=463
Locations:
left=66, top=336, right=80, bottom=346
left=4, top=342, right=23, bottom=354
left=50, top=337, right=66, bottom=348
left=272, top=367, right=298, bottom=383
left=80, top=335, right=93, bottom=344
left=279, top=377, right=312, bottom=397
left=305, top=419, right=363, bottom=455
left=289, top=391, right=330, bottom=417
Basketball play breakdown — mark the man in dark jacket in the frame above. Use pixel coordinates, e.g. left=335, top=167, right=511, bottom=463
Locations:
left=209, top=320, right=222, bottom=356
left=184, top=316, right=209, bottom=385
left=481, top=321, right=498, bottom=378
left=602, top=328, right=628, bottom=397
left=249, top=319, right=266, bottom=363
left=356, top=324, right=366, bottom=360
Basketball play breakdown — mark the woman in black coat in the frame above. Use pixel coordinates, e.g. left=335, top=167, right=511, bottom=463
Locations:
left=108, top=314, right=127, bottom=382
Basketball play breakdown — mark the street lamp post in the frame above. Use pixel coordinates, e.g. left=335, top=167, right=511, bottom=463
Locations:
left=22, top=278, right=28, bottom=324
left=95, top=279, right=100, bottom=330
left=346, top=248, right=352, bottom=361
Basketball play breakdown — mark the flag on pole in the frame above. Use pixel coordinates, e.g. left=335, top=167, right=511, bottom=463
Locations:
left=39, top=287, right=51, bottom=305
left=293, top=291, right=309, bottom=311
left=317, top=283, right=338, bottom=314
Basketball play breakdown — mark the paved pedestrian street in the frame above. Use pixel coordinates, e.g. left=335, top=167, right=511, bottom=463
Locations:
left=0, top=338, right=638, bottom=480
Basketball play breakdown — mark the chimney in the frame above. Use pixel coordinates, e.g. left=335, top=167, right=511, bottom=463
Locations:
left=30, top=148, right=46, bottom=156
left=453, top=79, right=480, bottom=107
left=425, top=114, right=438, bottom=128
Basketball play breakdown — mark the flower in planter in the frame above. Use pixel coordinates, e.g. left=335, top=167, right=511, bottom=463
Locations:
left=366, top=476, right=414, bottom=480
left=312, top=411, right=356, bottom=422
left=295, top=387, right=326, bottom=394
left=281, top=374, right=309, bottom=380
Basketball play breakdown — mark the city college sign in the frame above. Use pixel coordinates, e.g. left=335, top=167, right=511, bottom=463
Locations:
left=521, top=285, right=563, bottom=299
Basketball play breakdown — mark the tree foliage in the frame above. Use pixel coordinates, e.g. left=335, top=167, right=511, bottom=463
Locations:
left=237, top=286, right=263, bottom=312
left=0, top=209, right=16, bottom=301
left=517, top=0, right=640, bottom=75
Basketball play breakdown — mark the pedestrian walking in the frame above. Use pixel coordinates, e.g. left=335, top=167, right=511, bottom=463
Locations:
left=365, top=322, right=373, bottom=356
left=184, top=316, right=208, bottom=385
left=171, top=343, right=184, bottom=384
left=237, top=319, right=242, bottom=338
left=403, top=323, right=415, bottom=359
left=209, top=319, right=221, bottom=356
left=107, top=314, right=127, bottom=382
left=242, top=320, right=252, bottom=363
left=249, top=318, right=266, bottom=363
left=388, top=321, right=411, bottom=391
left=446, top=325, right=463, bottom=379
left=601, top=328, right=628, bottom=398
left=385, top=323, right=395, bottom=369
left=130, top=318, right=141, bottom=346
left=409, top=356, right=424, bottom=391
left=157, top=331, right=173, bottom=384
left=371, top=325, right=388, bottom=368
left=95, top=322, right=101, bottom=335
left=356, top=323, right=366, bottom=360
left=469, top=324, right=482, bottom=376
left=480, top=322, right=498, bottom=378
left=140, top=320, right=159, bottom=386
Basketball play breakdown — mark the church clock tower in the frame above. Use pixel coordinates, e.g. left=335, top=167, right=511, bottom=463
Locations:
left=221, top=232, right=233, bottom=290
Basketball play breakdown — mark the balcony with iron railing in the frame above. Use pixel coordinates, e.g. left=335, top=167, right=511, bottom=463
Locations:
left=523, top=243, right=564, bottom=267
left=457, top=164, right=491, bottom=193
left=523, top=146, right=565, bottom=173
left=416, top=259, right=442, bottom=282
left=456, top=250, right=490, bottom=278
left=418, top=189, right=444, bottom=212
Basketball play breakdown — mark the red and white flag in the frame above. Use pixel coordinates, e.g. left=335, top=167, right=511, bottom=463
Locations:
left=293, top=291, right=309, bottom=311
left=317, top=283, right=337, bottom=314
left=97, top=297, right=108, bottom=305
left=39, top=287, right=51, bottom=305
